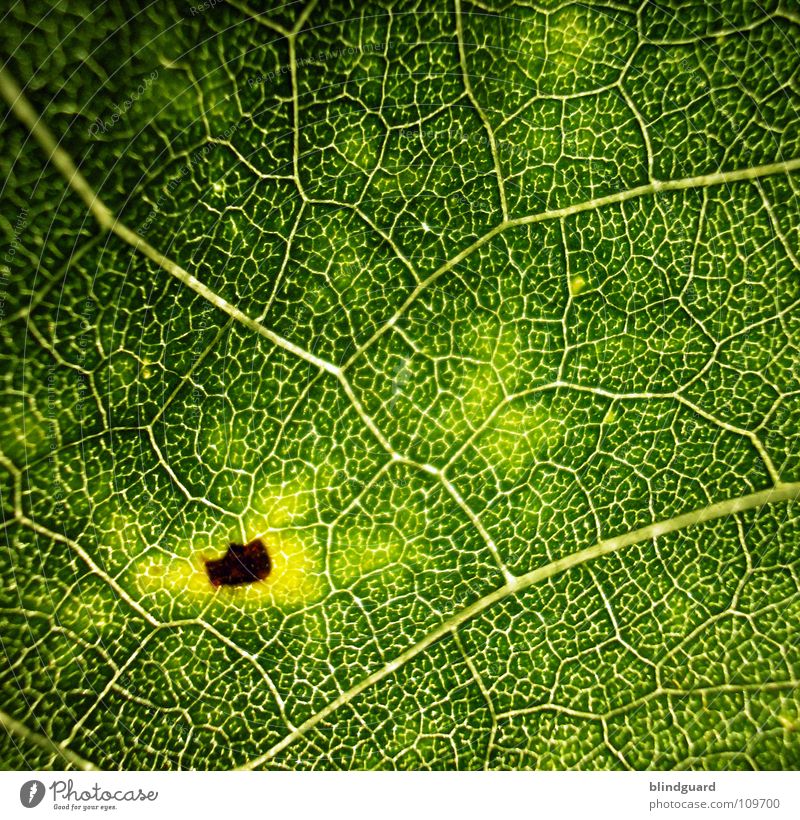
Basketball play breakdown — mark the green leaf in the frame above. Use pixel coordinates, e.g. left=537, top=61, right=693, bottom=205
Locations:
left=1, top=0, right=799, bottom=770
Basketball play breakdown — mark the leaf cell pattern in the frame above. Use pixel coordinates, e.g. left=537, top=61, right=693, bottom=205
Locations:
left=0, top=0, right=799, bottom=770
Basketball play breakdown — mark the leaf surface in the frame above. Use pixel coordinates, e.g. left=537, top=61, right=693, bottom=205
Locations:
left=1, top=0, right=799, bottom=770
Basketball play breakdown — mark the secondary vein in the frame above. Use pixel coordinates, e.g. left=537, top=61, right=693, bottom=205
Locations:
left=237, top=481, right=800, bottom=769
left=0, top=66, right=338, bottom=377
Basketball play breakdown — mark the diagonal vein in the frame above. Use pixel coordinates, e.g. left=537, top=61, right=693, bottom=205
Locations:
left=0, top=706, right=99, bottom=770
left=0, top=66, right=338, bottom=377
left=4, top=62, right=799, bottom=385
left=237, top=481, right=800, bottom=769
left=342, top=156, right=800, bottom=370
left=0, top=63, right=514, bottom=579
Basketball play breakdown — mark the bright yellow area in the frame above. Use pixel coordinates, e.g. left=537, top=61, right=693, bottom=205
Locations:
left=241, top=480, right=327, bottom=606
left=129, top=477, right=327, bottom=611
left=548, top=7, right=596, bottom=74
left=433, top=312, right=515, bottom=439
left=569, top=274, right=587, bottom=297
left=246, top=472, right=318, bottom=529
left=137, top=527, right=325, bottom=609
left=482, top=400, right=563, bottom=474
left=94, top=504, right=147, bottom=559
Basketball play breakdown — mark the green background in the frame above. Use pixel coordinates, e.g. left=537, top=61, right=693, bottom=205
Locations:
left=1, top=0, right=799, bottom=769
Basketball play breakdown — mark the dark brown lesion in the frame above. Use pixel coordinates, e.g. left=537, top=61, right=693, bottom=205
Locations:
left=205, top=539, right=271, bottom=588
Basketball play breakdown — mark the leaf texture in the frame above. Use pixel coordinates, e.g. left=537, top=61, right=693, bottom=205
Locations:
left=0, top=0, right=799, bottom=770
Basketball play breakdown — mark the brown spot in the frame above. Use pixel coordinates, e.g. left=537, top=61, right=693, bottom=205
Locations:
left=205, top=539, right=271, bottom=588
